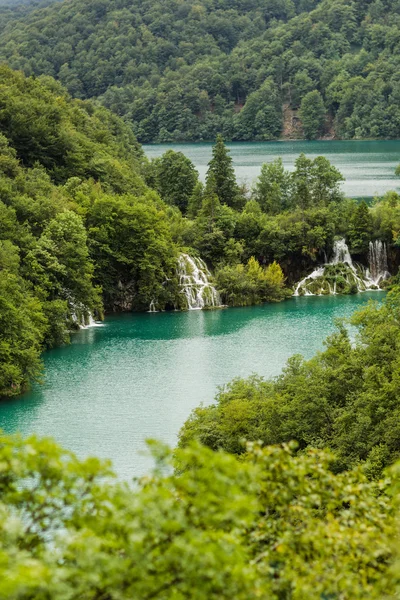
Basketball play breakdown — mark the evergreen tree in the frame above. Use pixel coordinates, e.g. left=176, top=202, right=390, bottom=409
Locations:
left=206, top=135, right=239, bottom=208
left=187, top=181, right=204, bottom=218
left=291, top=153, right=313, bottom=210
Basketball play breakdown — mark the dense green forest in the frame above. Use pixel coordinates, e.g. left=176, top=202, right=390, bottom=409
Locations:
left=1, top=0, right=400, bottom=141
left=2, top=65, right=400, bottom=399
left=0, top=65, right=178, bottom=397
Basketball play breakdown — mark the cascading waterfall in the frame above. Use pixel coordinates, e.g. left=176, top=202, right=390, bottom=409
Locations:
left=294, top=267, right=325, bottom=297
left=294, top=238, right=390, bottom=296
left=177, top=253, right=221, bottom=310
left=80, top=314, right=104, bottom=329
left=331, top=238, right=353, bottom=265
left=369, top=240, right=390, bottom=285
left=148, top=300, right=157, bottom=313
left=66, top=290, right=102, bottom=328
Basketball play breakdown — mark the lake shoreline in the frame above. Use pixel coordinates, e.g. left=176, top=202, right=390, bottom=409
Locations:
left=0, top=293, right=384, bottom=478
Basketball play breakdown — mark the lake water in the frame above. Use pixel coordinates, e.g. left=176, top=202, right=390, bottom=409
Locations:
left=143, top=140, right=400, bottom=198
left=0, top=293, right=382, bottom=478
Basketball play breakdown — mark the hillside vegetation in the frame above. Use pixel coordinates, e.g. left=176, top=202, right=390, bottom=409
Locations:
left=2, top=65, right=400, bottom=399
left=0, top=431, right=398, bottom=599
left=0, top=66, right=179, bottom=397
left=1, top=0, right=400, bottom=141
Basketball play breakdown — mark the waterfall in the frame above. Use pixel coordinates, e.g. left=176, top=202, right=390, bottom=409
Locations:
left=294, top=238, right=390, bottom=296
left=294, top=267, right=325, bottom=296
left=71, top=310, right=103, bottom=328
left=80, top=314, right=104, bottom=328
left=177, top=253, right=221, bottom=310
left=148, top=300, right=157, bottom=313
left=369, top=240, right=390, bottom=285
left=331, top=238, right=353, bottom=265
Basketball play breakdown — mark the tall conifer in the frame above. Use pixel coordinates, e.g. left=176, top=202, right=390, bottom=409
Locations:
left=206, top=135, right=239, bottom=208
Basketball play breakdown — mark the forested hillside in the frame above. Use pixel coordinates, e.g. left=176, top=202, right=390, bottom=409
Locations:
left=0, top=66, right=180, bottom=397
left=2, top=65, right=400, bottom=399
left=1, top=0, right=400, bottom=142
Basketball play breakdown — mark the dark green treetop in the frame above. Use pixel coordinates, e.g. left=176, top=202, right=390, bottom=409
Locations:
left=206, top=135, right=239, bottom=208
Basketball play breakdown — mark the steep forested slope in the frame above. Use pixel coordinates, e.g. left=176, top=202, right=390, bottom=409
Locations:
left=1, top=0, right=400, bottom=142
left=0, top=66, right=179, bottom=397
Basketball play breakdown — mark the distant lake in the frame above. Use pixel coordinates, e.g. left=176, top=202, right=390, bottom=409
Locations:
left=143, top=140, right=400, bottom=198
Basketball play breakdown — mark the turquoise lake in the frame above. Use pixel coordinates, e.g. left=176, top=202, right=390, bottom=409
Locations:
left=0, top=293, right=382, bottom=478
left=143, top=139, right=400, bottom=198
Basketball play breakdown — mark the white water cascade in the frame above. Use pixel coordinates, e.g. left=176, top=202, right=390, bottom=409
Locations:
left=369, top=240, right=390, bottom=285
left=331, top=238, right=353, bottom=265
left=80, top=314, right=104, bottom=328
left=177, top=253, right=221, bottom=310
left=148, top=300, right=157, bottom=313
left=294, top=238, right=390, bottom=296
left=293, top=266, right=326, bottom=297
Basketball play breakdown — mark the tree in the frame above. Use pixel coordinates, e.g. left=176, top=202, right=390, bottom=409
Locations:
left=0, top=432, right=396, bottom=599
left=154, top=150, right=199, bottom=213
left=290, top=154, right=344, bottom=210
left=234, top=80, right=282, bottom=141
left=179, top=285, right=400, bottom=477
left=310, top=155, right=344, bottom=204
left=187, top=181, right=204, bottom=218
left=206, top=135, right=239, bottom=208
left=253, top=158, right=292, bottom=214
left=2, top=0, right=400, bottom=142
left=25, top=210, right=100, bottom=326
left=290, top=70, right=314, bottom=109
left=0, top=271, right=46, bottom=397
left=215, top=257, right=287, bottom=306
left=87, top=195, right=178, bottom=311
left=348, top=200, right=373, bottom=253
left=291, top=153, right=313, bottom=210
left=300, top=90, right=326, bottom=139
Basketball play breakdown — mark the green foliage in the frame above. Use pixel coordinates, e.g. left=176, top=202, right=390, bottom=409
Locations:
left=26, top=210, right=98, bottom=308
left=179, top=285, right=400, bottom=477
left=0, top=66, right=145, bottom=190
left=87, top=194, right=178, bottom=311
left=299, top=90, right=326, bottom=139
left=233, top=79, right=282, bottom=141
left=216, top=257, right=287, bottom=306
left=290, top=70, right=315, bottom=109
left=253, top=158, right=291, bottom=214
left=0, top=65, right=391, bottom=401
left=0, top=66, right=180, bottom=396
left=206, top=135, right=239, bottom=208
left=0, top=431, right=396, bottom=599
left=152, top=150, right=199, bottom=213
left=0, top=271, right=46, bottom=397
left=371, top=191, right=400, bottom=245
left=2, top=0, right=400, bottom=141
left=348, top=200, right=374, bottom=253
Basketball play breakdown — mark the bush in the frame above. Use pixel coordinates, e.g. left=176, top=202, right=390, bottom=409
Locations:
left=216, top=257, right=287, bottom=306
